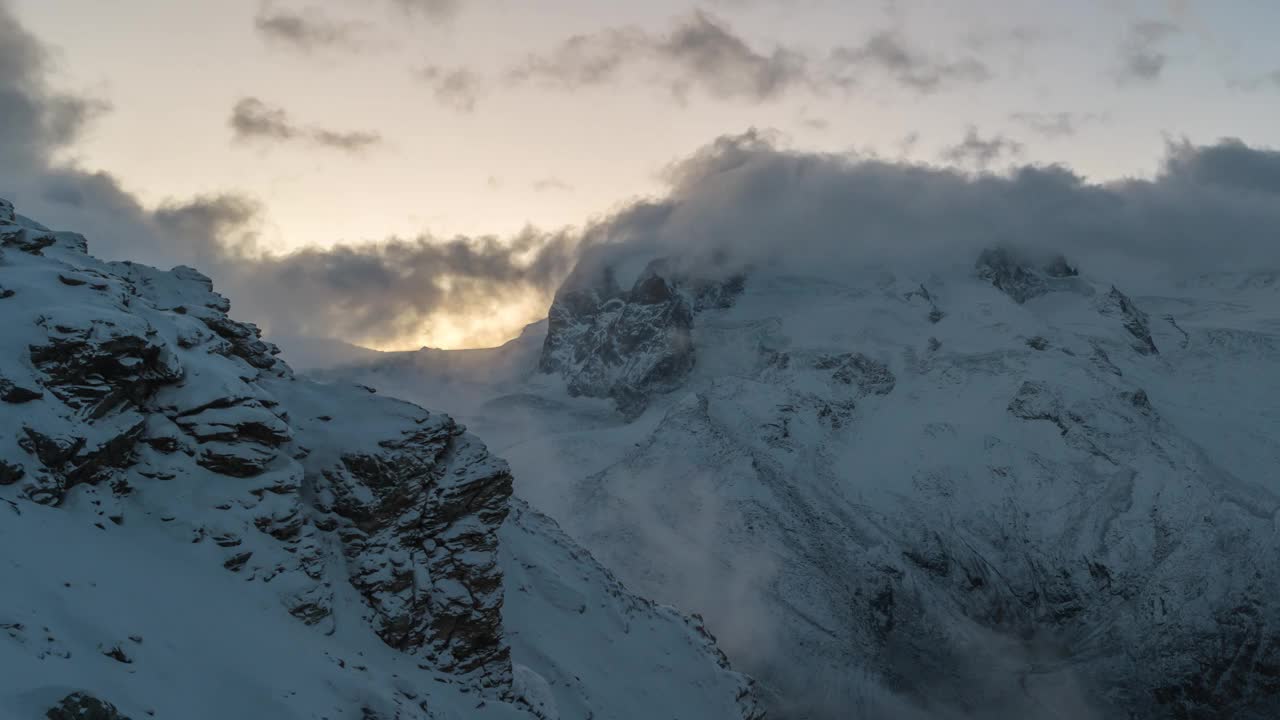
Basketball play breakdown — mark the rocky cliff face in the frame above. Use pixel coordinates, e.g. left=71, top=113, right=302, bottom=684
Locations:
left=0, top=199, right=759, bottom=719
left=540, top=258, right=743, bottom=418
left=0, top=199, right=515, bottom=695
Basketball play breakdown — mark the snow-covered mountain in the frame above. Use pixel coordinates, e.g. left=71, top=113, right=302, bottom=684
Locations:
left=322, top=244, right=1280, bottom=719
left=0, top=198, right=762, bottom=720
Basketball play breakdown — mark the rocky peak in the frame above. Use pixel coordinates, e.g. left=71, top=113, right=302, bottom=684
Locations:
left=1097, top=285, right=1160, bottom=355
left=540, top=256, right=744, bottom=418
left=0, top=197, right=514, bottom=694
left=976, top=246, right=1079, bottom=303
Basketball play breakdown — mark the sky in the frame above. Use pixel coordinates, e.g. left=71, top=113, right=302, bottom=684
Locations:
left=3, top=0, right=1280, bottom=351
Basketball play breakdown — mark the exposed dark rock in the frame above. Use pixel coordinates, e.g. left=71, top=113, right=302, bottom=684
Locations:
left=102, top=644, right=132, bottom=663
left=814, top=353, right=896, bottom=396
left=1, top=226, right=56, bottom=254
left=1098, top=286, right=1159, bottom=355
left=0, top=377, right=43, bottom=403
left=541, top=258, right=721, bottom=418
left=46, top=692, right=131, bottom=720
left=976, top=248, right=1080, bottom=304
left=29, top=317, right=184, bottom=418
left=0, top=459, right=24, bottom=485
left=317, top=416, right=515, bottom=692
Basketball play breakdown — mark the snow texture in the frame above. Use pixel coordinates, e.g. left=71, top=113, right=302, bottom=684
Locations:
left=0, top=200, right=759, bottom=720
left=325, top=248, right=1280, bottom=719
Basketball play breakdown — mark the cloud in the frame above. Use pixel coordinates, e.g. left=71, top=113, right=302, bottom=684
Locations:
left=510, top=14, right=989, bottom=102
left=940, top=127, right=1024, bottom=170
left=510, top=11, right=811, bottom=103
left=391, top=0, right=461, bottom=22
left=219, top=228, right=580, bottom=348
left=532, top=178, right=573, bottom=192
left=1116, top=20, right=1179, bottom=83
left=229, top=97, right=382, bottom=152
left=0, top=4, right=108, bottom=170
left=1162, top=137, right=1280, bottom=194
left=0, top=4, right=576, bottom=351
left=11, top=2, right=1280, bottom=354
left=831, top=31, right=990, bottom=93
left=565, top=129, right=1280, bottom=300
left=1008, top=112, right=1103, bottom=139
left=254, top=4, right=366, bottom=53
left=417, top=65, right=483, bottom=112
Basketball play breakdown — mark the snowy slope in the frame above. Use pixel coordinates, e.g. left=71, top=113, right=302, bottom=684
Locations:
left=0, top=198, right=760, bottom=720
left=326, top=249, right=1280, bottom=719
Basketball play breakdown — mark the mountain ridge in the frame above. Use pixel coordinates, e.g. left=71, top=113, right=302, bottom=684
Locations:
left=0, top=198, right=762, bottom=720
left=325, top=245, right=1280, bottom=719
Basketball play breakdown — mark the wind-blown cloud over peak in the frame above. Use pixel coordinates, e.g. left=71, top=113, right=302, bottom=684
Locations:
left=568, top=130, right=1280, bottom=295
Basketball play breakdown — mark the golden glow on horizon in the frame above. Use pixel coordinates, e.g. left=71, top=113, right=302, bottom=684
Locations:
left=368, top=293, right=551, bottom=352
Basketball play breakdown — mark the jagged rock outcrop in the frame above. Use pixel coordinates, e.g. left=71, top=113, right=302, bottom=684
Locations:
left=45, top=693, right=131, bottom=720
left=976, top=246, right=1080, bottom=303
left=0, top=198, right=762, bottom=720
left=0, top=199, right=512, bottom=693
left=540, top=258, right=743, bottom=418
left=1097, top=285, right=1160, bottom=355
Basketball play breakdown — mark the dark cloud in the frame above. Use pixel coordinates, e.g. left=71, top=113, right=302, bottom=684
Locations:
left=220, top=229, right=579, bottom=347
left=0, top=4, right=575, bottom=350
left=230, top=97, right=297, bottom=141
left=0, top=4, right=108, bottom=170
left=254, top=4, right=365, bottom=53
left=831, top=31, right=990, bottom=93
left=569, top=129, right=1280, bottom=297
left=510, top=11, right=811, bottom=102
left=1116, top=20, right=1179, bottom=83
left=1008, top=112, right=1103, bottom=139
left=417, top=65, right=483, bottom=112
left=655, top=11, right=808, bottom=101
left=230, top=97, right=382, bottom=152
left=940, top=127, right=1024, bottom=170
left=1162, top=137, right=1280, bottom=195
